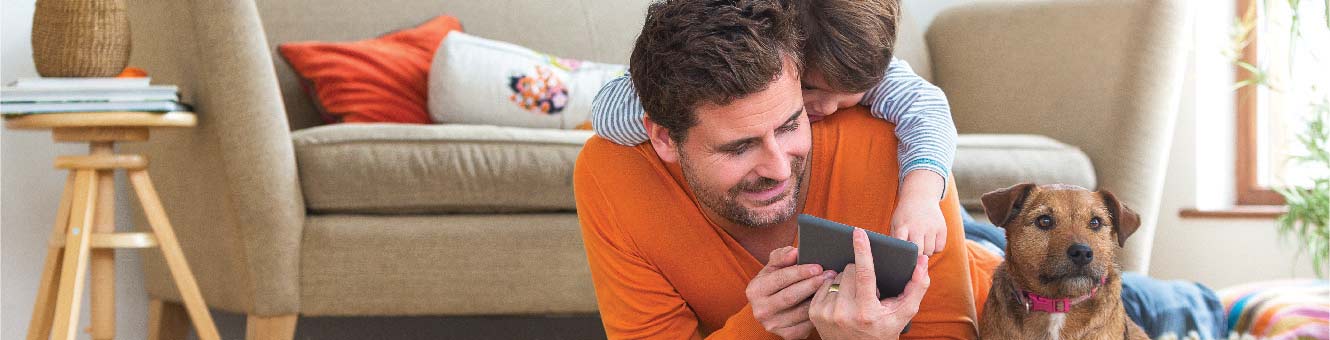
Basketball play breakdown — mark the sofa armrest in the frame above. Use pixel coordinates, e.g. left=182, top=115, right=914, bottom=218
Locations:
left=126, top=0, right=305, bottom=315
left=926, top=0, right=1190, bottom=273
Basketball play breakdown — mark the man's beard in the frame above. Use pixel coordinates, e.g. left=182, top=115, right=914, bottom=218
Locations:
left=681, top=152, right=807, bottom=228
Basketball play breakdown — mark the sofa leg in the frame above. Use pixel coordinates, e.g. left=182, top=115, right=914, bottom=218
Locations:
left=246, top=313, right=298, bottom=340
left=147, top=299, right=190, bottom=340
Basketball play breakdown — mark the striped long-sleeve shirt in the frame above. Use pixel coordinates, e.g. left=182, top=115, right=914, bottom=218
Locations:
left=590, top=58, right=958, bottom=191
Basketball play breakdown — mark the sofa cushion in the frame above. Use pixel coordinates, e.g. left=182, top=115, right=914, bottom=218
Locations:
left=293, top=126, right=1091, bottom=214
left=293, top=123, right=592, bottom=214
left=953, top=134, right=1096, bottom=210
left=300, top=213, right=596, bottom=316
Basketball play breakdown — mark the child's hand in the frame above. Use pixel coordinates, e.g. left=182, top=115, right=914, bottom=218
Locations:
left=891, top=197, right=946, bottom=256
left=893, top=170, right=947, bottom=256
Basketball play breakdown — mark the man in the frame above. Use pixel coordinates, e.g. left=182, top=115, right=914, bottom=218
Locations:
left=574, top=0, right=981, bottom=338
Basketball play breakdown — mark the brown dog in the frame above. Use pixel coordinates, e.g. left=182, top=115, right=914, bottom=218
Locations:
left=977, top=183, right=1150, bottom=340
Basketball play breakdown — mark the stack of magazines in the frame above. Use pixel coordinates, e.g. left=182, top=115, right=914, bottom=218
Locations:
left=0, top=77, right=190, bottom=115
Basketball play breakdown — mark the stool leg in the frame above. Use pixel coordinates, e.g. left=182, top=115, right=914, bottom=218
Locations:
left=91, top=166, right=118, bottom=340
left=26, top=173, right=76, bottom=340
left=50, top=170, right=100, bottom=340
left=129, top=170, right=221, bottom=340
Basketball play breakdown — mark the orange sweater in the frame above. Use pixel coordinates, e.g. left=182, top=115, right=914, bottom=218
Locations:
left=575, top=107, right=991, bottom=339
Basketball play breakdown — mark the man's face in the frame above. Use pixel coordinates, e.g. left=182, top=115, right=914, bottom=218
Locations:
left=655, top=60, right=812, bottom=228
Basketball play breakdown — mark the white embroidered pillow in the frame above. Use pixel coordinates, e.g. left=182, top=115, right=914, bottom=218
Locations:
left=428, top=32, right=626, bottom=129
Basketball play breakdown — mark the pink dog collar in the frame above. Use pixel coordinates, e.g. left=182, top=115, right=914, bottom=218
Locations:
left=1015, top=275, right=1108, bottom=313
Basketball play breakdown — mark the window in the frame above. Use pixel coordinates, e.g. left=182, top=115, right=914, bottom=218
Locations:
left=1234, top=0, right=1330, bottom=206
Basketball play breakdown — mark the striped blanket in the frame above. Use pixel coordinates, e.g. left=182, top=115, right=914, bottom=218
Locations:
left=1219, top=280, right=1330, bottom=339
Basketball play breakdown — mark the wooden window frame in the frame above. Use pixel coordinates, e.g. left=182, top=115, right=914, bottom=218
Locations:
left=1234, top=0, right=1287, bottom=206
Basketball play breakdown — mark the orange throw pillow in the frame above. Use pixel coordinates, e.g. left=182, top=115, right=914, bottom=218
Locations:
left=278, top=15, right=463, bottom=124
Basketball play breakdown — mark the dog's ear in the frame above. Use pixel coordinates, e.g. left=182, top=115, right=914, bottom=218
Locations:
left=1100, top=190, right=1140, bottom=247
left=981, top=183, right=1036, bottom=228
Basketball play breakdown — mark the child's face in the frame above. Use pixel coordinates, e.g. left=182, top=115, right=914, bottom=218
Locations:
left=801, top=69, right=867, bottom=122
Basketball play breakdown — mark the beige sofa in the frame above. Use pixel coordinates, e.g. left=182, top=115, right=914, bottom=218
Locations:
left=123, top=0, right=1187, bottom=338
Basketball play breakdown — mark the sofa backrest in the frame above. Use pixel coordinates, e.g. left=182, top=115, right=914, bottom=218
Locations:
left=254, top=0, right=932, bottom=130
left=256, top=0, right=645, bottom=129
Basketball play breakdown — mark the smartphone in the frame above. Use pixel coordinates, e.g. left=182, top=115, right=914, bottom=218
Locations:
left=795, top=214, right=918, bottom=299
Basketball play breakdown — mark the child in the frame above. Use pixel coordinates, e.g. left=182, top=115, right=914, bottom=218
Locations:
left=591, top=0, right=958, bottom=256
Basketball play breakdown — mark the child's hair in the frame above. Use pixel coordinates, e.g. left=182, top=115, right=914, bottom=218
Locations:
left=799, top=0, right=899, bottom=93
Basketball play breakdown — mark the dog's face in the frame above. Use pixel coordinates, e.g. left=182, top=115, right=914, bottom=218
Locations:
left=981, top=183, right=1141, bottom=298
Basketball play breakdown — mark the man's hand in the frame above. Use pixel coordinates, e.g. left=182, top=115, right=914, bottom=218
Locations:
left=893, top=170, right=947, bottom=255
left=747, top=246, right=835, bottom=340
left=809, top=228, right=931, bottom=340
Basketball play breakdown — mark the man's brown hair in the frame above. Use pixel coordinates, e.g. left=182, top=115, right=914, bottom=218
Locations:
left=800, top=0, right=899, bottom=92
left=630, top=0, right=802, bottom=143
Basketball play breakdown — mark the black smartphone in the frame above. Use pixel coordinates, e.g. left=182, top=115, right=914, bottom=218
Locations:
left=795, top=214, right=918, bottom=299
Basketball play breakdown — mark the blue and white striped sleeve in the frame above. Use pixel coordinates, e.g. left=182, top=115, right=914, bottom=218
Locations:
left=860, top=58, right=958, bottom=198
left=590, top=73, right=652, bottom=146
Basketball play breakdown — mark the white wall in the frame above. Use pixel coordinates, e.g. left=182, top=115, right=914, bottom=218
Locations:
left=2, top=1, right=150, bottom=339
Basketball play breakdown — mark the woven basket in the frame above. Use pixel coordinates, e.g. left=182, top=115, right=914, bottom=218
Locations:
left=31, top=0, right=131, bottom=77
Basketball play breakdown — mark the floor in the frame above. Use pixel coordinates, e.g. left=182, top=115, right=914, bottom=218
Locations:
left=206, top=312, right=606, bottom=340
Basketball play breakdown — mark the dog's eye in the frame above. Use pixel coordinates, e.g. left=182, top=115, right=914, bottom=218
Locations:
left=1089, top=217, right=1103, bottom=230
left=1035, top=215, right=1054, bottom=230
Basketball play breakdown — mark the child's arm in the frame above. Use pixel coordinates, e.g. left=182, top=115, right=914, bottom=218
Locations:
left=862, top=58, right=959, bottom=256
left=590, top=73, right=652, bottom=146
left=862, top=58, right=958, bottom=192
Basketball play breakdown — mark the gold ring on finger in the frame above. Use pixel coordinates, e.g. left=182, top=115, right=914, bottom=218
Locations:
left=828, top=283, right=840, bottom=293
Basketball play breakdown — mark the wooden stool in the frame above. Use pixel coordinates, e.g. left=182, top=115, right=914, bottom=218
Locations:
left=8, top=112, right=220, bottom=340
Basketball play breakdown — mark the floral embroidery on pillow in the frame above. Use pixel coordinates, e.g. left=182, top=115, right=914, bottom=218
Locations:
left=508, top=65, right=568, bottom=114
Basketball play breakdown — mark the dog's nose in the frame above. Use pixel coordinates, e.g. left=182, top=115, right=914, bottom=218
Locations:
left=1067, top=243, right=1094, bottom=266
